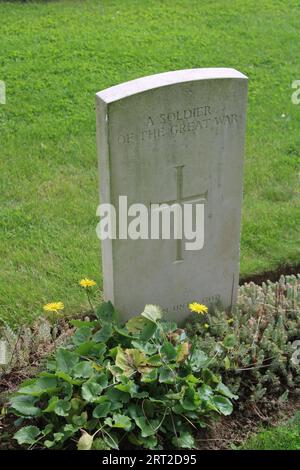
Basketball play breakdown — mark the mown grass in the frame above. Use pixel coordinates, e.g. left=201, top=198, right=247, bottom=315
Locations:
left=239, top=413, right=300, bottom=450
left=0, top=0, right=300, bottom=325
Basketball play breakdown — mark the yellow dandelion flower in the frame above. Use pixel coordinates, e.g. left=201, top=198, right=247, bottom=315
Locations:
left=227, top=318, right=234, bottom=324
left=79, top=278, right=96, bottom=288
left=43, top=301, right=64, bottom=313
left=188, top=302, right=208, bottom=315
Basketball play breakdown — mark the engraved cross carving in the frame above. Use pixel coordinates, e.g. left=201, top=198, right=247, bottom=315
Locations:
left=151, top=165, right=208, bottom=262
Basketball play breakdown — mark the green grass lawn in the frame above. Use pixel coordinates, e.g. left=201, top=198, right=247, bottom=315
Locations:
left=238, top=413, right=300, bottom=450
left=0, top=0, right=300, bottom=326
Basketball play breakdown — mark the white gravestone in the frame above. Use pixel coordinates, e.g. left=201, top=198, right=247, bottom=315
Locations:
left=96, top=68, right=248, bottom=322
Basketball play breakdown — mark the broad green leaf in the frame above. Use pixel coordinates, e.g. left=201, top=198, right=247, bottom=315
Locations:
left=138, top=434, right=158, bottom=450
left=215, top=382, right=238, bottom=400
left=106, top=366, right=119, bottom=380
left=46, top=358, right=57, bottom=371
left=72, top=412, right=88, bottom=427
left=106, top=387, right=130, bottom=403
left=202, top=368, right=220, bottom=385
left=77, top=430, right=93, bottom=450
left=159, top=365, right=176, bottom=384
left=115, top=347, right=147, bottom=376
left=212, top=395, right=233, bottom=416
left=128, top=433, right=142, bottom=446
left=126, top=316, right=148, bottom=334
left=102, top=431, right=119, bottom=450
left=127, top=403, right=142, bottom=419
left=18, top=377, right=58, bottom=397
left=224, top=355, right=231, bottom=370
left=190, top=350, right=209, bottom=371
left=96, top=372, right=108, bottom=388
left=93, top=323, right=113, bottom=343
left=93, top=401, right=111, bottom=418
left=107, top=346, right=119, bottom=360
left=129, top=430, right=159, bottom=449
left=75, top=341, right=106, bottom=357
left=139, top=320, right=157, bottom=341
left=176, top=342, right=190, bottom=363
left=181, top=386, right=200, bottom=411
left=125, top=348, right=147, bottom=367
left=70, top=397, right=85, bottom=413
left=10, top=395, right=41, bottom=417
left=130, top=425, right=159, bottom=448
left=43, top=396, right=59, bottom=413
left=81, top=380, right=103, bottom=402
left=73, top=361, right=94, bottom=379
left=131, top=340, right=157, bottom=355
left=53, top=432, right=65, bottom=442
left=92, top=438, right=110, bottom=450
left=141, top=304, right=162, bottom=323
left=54, top=399, right=71, bottom=416
left=55, top=371, right=82, bottom=385
left=161, top=321, right=177, bottom=334
left=141, top=368, right=158, bottom=383
left=222, top=334, right=236, bottom=349
left=185, top=373, right=200, bottom=384
left=133, top=390, right=149, bottom=398
left=44, top=440, right=55, bottom=448
left=172, top=431, right=195, bottom=449
left=115, top=379, right=138, bottom=396
left=114, top=326, right=137, bottom=339
left=72, top=326, right=92, bottom=346
left=109, top=401, right=123, bottom=411
left=198, top=384, right=213, bottom=401
left=56, top=348, right=79, bottom=373
left=60, top=381, right=73, bottom=401
left=104, top=413, right=132, bottom=431
left=161, top=341, right=177, bottom=361
left=172, top=403, right=187, bottom=415
left=96, top=301, right=118, bottom=324
left=115, top=347, right=134, bottom=376
left=134, top=416, right=159, bottom=437
left=14, top=426, right=41, bottom=445
left=165, top=387, right=185, bottom=400
left=146, top=354, right=162, bottom=366
left=42, top=424, right=54, bottom=436
left=52, top=426, right=75, bottom=444
left=63, top=423, right=79, bottom=434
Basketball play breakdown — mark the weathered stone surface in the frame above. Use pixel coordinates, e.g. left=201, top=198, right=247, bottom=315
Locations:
left=96, top=68, right=248, bottom=322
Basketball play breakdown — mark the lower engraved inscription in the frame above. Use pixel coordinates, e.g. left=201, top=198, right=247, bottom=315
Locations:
left=165, top=294, right=221, bottom=313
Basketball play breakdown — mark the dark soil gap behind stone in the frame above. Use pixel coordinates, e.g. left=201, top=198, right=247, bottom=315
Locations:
left=240, top=263, right=300, bottom=285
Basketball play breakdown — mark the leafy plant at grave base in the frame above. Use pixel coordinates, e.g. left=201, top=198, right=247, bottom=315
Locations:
left=186, top=275, right=300, bottom=409
left=9, top=303, right=237, bottom=450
